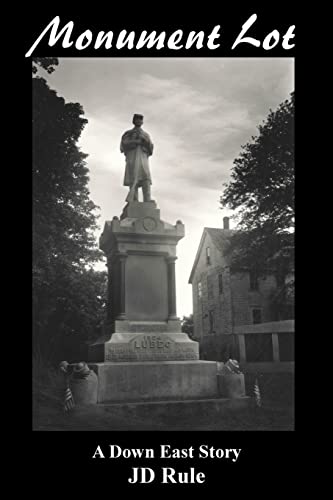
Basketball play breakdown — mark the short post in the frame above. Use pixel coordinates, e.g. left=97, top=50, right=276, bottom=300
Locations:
left=238, top=334, right=246, bottom=363
left=272, top=333, right=280, bottom=362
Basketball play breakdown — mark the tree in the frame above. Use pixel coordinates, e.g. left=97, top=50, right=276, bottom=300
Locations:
left=32, top=57, right=59, bottom=74
left=181, top=314, right=194, bottom=339
left=33, top=59, right=106, bottom=361
left=220, top=92, right=294, bottom=318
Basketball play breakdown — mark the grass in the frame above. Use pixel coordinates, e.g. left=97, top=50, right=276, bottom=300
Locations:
left=33, top=356, right=294, bottom=431
left=33, top=399, right=294, bottom=431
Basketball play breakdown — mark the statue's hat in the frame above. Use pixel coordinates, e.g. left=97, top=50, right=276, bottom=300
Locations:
left=133, top=113, right=144, bottom=120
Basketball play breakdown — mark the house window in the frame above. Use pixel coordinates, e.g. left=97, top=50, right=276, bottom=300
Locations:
left=198, top=281, right=202, bottom=299
left=252, top=308, right=262, bottom=324
left=218, top=274, right=223, bottom=294
left=209, top=310, right=215, bottom=333
left=249, top=269, right=259, bottom=290
left=206, top=247, right=211, bottom=265
left=207, top=275, right=214, bottom=300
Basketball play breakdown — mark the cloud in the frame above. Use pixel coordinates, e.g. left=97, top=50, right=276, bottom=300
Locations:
left=45, top=57, right=294, bottom=316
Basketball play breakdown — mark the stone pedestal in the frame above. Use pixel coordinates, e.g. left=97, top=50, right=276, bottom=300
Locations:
left=88, top=201, right=199, bottom=363
left=217, top=373, right=246, bottom=399
left=89, top=331, right=199, bottom=362
left=86, top=200, right=228, bottom=407
left=70, top=371, right=98, bottom=405
left=89, top=361, right=218, bottom=403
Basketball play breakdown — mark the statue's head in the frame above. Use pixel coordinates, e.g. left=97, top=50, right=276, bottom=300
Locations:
left=133, top=114, right=144, bottom=127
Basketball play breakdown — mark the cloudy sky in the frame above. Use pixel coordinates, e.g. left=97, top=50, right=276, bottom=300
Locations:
left=44, top=57, right=294, bottom=317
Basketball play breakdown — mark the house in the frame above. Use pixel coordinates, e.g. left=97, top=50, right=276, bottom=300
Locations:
left=188, top=217, right=294, bottom=400
left=188, top=217, right=279, bottom=343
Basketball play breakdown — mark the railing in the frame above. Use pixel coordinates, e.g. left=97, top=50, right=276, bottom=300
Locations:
left=233, top=320, right=294, bottom=373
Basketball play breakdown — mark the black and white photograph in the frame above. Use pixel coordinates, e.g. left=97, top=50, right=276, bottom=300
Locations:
left=32, top=55, right=294, bottom=434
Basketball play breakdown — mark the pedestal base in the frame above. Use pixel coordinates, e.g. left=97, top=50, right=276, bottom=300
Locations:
left=217, top=373, right=246, bottom=399
left=89, top=360, right=218, bottom=403
left=88, top=322, right=199, bottom=362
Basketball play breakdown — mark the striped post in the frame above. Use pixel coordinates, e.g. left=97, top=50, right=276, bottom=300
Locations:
left=254, top=377, right=261, bottom=408
left=59, top=362, right=75, bottom=412
left=59, top=361, right=90, bottom=412
left=63, top=379, right=75, bottom=412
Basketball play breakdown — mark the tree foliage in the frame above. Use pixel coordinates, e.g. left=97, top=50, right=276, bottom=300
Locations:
left=32, top=57, right=59, bottom=74
left=181, top=314, right=194, bottom=339
left=33, top=59, right=106, bottom=361
left=220, top=92, right=294, bottom=318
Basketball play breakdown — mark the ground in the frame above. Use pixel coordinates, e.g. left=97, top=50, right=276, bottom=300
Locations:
left=33, top=398, right=294, bottom=431
left=33, top=363, right=294, bottom=431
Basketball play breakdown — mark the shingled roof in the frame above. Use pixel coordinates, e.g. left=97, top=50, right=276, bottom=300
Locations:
left=188, top=227, right=236, bottom=284
left=205, top=227, right=235, bottom=253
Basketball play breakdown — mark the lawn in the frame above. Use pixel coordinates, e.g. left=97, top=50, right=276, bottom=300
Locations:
left=33, top=359, right=294, bottom=431
left=33, top=397, right=294, bottom=431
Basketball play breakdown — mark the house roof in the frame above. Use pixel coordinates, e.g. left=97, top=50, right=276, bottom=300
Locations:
left=205, top=227, right=235, bottom=253
left=188, top=227, right=235, bottom=284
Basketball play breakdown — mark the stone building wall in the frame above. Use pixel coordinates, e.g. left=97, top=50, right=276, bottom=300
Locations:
left=230, top=272, right=277, bottom=326
left=191, top=229, right=278, bottom=341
